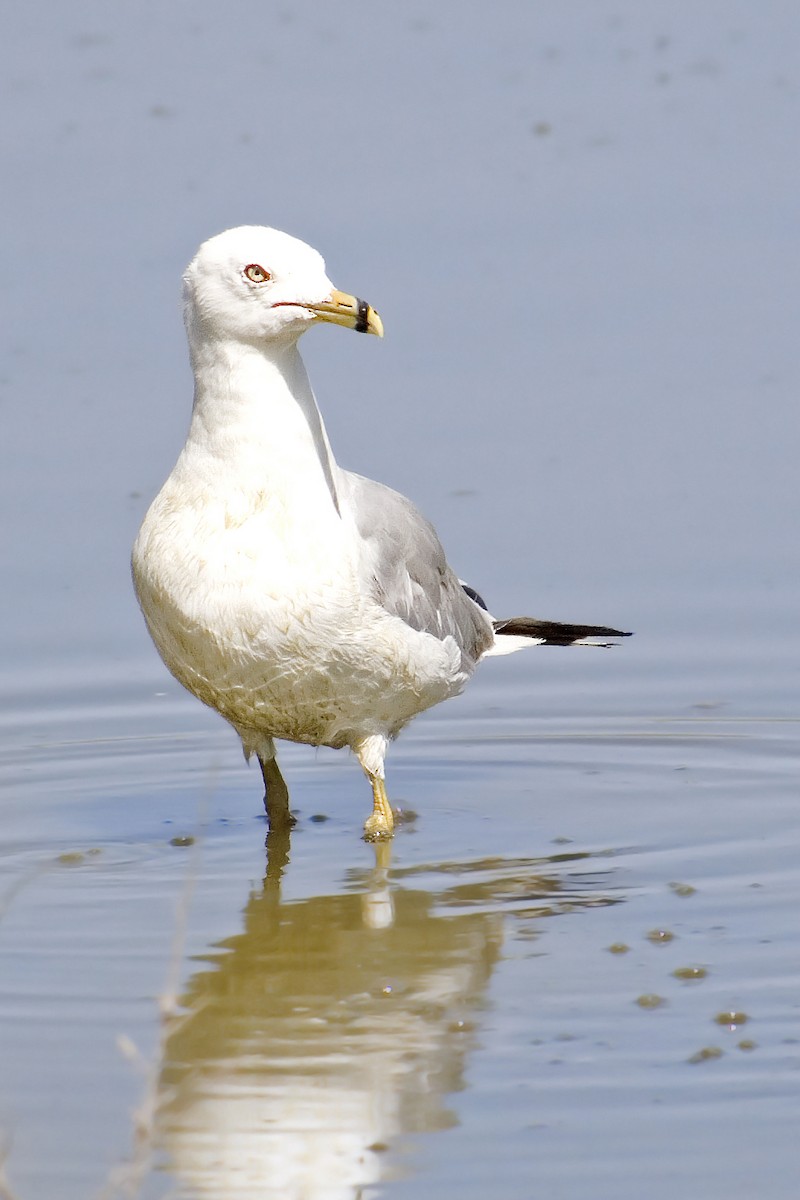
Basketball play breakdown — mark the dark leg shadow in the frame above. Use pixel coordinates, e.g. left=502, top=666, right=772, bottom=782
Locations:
left=259, top=753, right=294, bottom=890
left=264, top=826, right=291, bottom=891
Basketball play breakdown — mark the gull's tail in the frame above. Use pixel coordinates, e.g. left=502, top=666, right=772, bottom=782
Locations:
left=486, top=615, right=633, bottom=656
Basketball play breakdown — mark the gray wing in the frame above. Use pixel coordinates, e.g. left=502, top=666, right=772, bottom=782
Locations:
left=340, top=471, right=494, bottom=667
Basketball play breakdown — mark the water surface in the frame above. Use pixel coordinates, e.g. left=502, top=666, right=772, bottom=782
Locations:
left=2, top=2, right=799, bottom=1198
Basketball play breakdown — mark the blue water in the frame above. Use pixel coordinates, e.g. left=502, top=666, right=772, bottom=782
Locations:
left=1, top=3, right=799, bottom=1198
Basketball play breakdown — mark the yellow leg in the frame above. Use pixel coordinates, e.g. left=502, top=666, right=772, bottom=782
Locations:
left=363, top=774, right=394, bottom=842
left=259, top=754, right=295, bottom=831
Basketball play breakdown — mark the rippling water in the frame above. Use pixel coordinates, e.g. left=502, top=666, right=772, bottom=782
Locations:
left=2, top=623, right=799, bottom=1198
left=2, top=2, right=800, bottom=1198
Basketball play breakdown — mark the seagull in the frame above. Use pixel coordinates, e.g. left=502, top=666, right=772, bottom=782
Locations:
left=132, top=226, right=630, bottom=841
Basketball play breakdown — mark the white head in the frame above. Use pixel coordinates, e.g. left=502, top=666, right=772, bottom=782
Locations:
left=183, top=225, right=383, bottom=349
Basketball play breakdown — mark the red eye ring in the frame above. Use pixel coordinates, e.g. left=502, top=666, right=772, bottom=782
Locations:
left=244, top=263, right=271, bottom=283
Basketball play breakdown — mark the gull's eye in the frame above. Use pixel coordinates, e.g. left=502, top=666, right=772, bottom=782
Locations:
left=244, top=263, right=271, bottom=283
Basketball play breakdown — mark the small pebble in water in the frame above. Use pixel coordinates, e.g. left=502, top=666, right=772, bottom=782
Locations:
left=447, top=1019, right=475, bottom=1034
left=607, top=942, right=630, bottom=954
left=688, top=1046, right=724, bottom=1064
left=169, top=835, right=195, bottom=847
left=669, top=881, right=696, bottom=897
left=673, top=966, right=707, bottom=981
left=646, top=928, right=676, bottom=944
left=636, top=994, right=666, bottom=1010
left=309, top=813, right=329, bottom=823
left=737, top=1039, right=757, bottom=1051
left=714, top=1010, right=748, bottom=1029
left=393, top=807, right=419, bottom=826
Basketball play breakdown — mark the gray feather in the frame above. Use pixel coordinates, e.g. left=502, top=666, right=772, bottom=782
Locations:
left=341, top=472, right=493, bottom=666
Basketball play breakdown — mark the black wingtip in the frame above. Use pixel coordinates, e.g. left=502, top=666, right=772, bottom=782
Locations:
left=461, top=583, right=489, bottom=612
left=493, top=617, right=633, bottom=646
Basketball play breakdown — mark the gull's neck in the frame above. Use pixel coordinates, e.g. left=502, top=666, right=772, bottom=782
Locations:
left=181, top=334, right=341, bottom=514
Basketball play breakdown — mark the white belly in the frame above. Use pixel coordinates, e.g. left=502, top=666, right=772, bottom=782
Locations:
left=132, top=491, right=465, bottom=751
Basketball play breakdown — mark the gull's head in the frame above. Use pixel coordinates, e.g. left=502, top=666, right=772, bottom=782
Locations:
left=183, top=225, right=383, bottom=349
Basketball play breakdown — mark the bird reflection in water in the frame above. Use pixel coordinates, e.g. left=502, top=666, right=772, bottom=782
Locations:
left=154, top=833, right=616, bottom=1198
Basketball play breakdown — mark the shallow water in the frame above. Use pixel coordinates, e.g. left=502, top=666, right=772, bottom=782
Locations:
left=2, top=626, right=800, bottom=1199
left=2, top=2, right=800, bottom=1198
